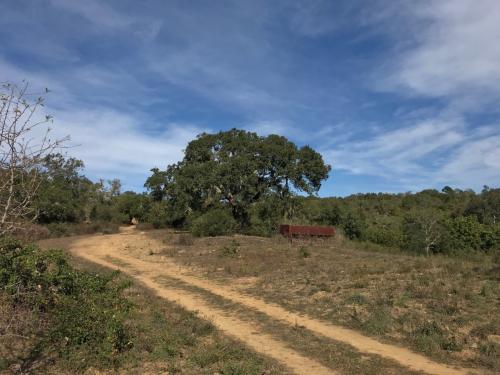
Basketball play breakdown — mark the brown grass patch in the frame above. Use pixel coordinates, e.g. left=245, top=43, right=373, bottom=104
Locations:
left=151, top=231, right=500, bottom=372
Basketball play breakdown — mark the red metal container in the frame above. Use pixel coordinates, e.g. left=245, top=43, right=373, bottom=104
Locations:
left=279, top=224, right=335, bottom=237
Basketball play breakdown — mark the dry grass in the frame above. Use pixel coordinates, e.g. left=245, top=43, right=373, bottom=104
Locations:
left=0, top=255, right=286, bottom=375
left=151, top=231, right=500, bottom=372
left=0, top=294, right=53, bottom=374
left=152, top=274, right=421, bottom=375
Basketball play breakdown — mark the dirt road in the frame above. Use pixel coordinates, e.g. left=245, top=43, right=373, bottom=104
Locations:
left=41, top=228, right=479, bottom=375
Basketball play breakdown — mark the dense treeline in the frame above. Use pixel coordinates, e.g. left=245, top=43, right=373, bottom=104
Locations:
left=15, top=153, right=149, bottom=238
left=26, top=131, right=499, bottom=256
left=25, top=130, right=331, bottom=237
left=297, top=187, right=500, bottom=255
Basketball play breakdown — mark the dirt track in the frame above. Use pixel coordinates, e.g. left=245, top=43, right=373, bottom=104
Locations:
left=41, top=228, right=479, bottom=375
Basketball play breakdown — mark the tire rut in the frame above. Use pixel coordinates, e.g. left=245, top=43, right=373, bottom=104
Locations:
left=55, top=231, right=480, bottom=375
left=83, top=252, right=337, bottom=375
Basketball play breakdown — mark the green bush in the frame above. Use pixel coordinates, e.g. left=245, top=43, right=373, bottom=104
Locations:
left=479, top=224, right=500, bottom=251
left=45, top=222, right=72, bottom=237
left=114, top=192, right=150, bottom=223
left=219, top=240, right=240, bottom=257
left=402, top=211, right=443, bottom=255
left=145, top=201, right=170, bottom=229
left=298, top=246, right=311, bottom=258
left=364, top=224, right=403, bottom=247
left=342, top=213, right=364, bottom=240
left=411, top=321, right=462, bottom=354
left=190, top=209, right=237, bottom=237
left=440, top=216, right=482, bottom=254
left=362, top=307, right=392, bottom=335
left=318, top=204, right=343, bottom=226
left=0, top=237, right=132, bottom=371
left=247, top=196, right=286, bottom=237
left=91, top=202, right=128, bottom=224
left=43, top=222, right=120, bottom=238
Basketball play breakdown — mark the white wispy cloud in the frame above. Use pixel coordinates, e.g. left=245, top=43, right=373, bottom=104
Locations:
left=289, top=0, right=345, bottom=37
left=49, top=0, right=162, bottom=39
left=439, top=133, right=500, bottom=187
left=324, top=0, right=500, bottom=191
left=49, top=0, right=132, bottom=30
left=386, top=0, right=500, bottom=101
left=50, top=108, right=208, bottom=190
left=2, top=0, right=499, bottom=194
left=0, top=57, right=207, bottom=191
left=326, top=118, right=462, bottom=178
left=144, top=6, right=288, bottom=113
left=326, top=117, right=500, bottom=191
left=0, top=58, right=67, bottom=95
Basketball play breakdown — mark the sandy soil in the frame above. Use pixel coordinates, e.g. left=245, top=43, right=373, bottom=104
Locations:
left=40, top=227, right=480, bottom=375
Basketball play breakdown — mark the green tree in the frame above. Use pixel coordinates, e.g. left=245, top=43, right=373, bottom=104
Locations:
left=343, top=212, right=364, bottom=240
left=145, top=129, right=331, bottom=228
left=190, top=208, right=237, bottom=237
left=465, top=187, right=500, bottom=225
left=144, top=168, right=171, bottom=201
left=35, top=154, right=94, bottom=223
left=114, top=192, right=150, bottom=223
left=403, top=209, right=443, bottom=255
left=440, top=216, right=482, bottom=254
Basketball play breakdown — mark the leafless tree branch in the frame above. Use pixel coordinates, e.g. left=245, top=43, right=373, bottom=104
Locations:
left=0, top=82, right=68, bottom=235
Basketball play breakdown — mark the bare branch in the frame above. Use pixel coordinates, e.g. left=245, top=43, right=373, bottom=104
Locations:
left=0, top=82, right=68, bottom=235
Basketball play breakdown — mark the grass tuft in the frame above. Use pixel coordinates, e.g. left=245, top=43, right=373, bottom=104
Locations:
left=298, top=246, right=311, bottom=258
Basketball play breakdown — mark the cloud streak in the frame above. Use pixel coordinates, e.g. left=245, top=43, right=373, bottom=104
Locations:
left=326, top=117, right=500, bottom=191
left=386, top=0, right=500, bottom=101
left=324, top=0, right=500, bottom=191
left=50, top=108, right=208, bottom=191
left=1, top=0, right=499, bottom=195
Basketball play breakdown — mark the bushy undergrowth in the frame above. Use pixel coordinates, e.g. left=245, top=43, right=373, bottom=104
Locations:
left=0, top=237, right=284, bottom=374
left=298, top=189, right=500, bottom=257
left=44, top=221, right=120, bottom=237
left=13, top=222, right=120, bottom=242
left=0, top=237, right=131, bottom=372
left=190, top=208, right=237, bottom=237
left=219, top=239, right=240, bottom=257
left=411, top=321, right=462, bottom=354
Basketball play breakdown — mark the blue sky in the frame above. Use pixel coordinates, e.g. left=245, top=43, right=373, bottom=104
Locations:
left=1, top=0, right=499, bottom=196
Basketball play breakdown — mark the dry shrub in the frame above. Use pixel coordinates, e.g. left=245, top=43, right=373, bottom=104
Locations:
left=175, top=234, right=194, bottom=246
left=136, top=222, right=155, bottom=231
left=11, top=222, right=51, bottom=241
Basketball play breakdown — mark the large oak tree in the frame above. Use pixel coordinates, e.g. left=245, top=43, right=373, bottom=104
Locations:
left=145, top=129, right=331, bottom=225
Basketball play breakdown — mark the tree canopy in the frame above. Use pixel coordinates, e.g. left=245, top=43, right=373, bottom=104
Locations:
left=145, top=129, right=331, bottom=226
